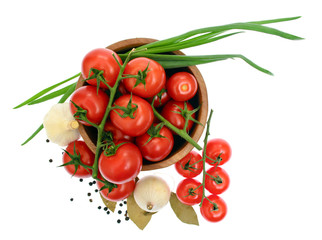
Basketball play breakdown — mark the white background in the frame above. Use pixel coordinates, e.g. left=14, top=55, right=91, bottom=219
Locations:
left=1, top=0, right=321, bottom=239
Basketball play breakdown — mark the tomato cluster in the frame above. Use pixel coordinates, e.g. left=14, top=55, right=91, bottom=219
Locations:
left=62, top=48, right=200, bottom=202
left=175, top=138, right=232, bottom=222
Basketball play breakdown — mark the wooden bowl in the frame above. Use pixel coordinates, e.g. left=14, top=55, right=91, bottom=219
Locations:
left=76, top=38, right=208, bottom=171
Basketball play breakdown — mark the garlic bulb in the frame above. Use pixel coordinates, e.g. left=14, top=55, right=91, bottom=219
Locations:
left=133, top=175, right=171, bottom=212
left=43, top=102, right=80, bottom=146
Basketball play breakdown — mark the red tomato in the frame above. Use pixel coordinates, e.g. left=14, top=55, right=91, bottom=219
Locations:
left=135, top=124, right=174, bottom=162
left=166, top=72, right=198, bottom=101
left=205, top=166, right=230, bottom=194
left=176, top=178, right=202, bottom=206
left=81, top=48, right=123, bottom=88
left=175, top=151, right=203, bottom=178
left=104, top=120, right=134, bottom=143
left=70, top=85, right=109, bottom=126
left=123, top=57, right=166, bottom=98
left=148, top=87, right=171, bottom=108
left=204, top=138, right=232, bottom=166
left=98, top=142, right=142, bottom=184
left=117, top=80, right=129, bottom=95
left=97, top=178, right=135, bottom=202
left=200, top=195, right=227, bottom=222
left=62, top=140, right=95, bottom=178
left=161, top=100, right=195, bottom=133
left=110, top=94, right=154, bottom=137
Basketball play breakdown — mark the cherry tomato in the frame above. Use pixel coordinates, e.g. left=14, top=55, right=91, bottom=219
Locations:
left=175, top=151, right=203, bottom=178
left=176, top=178, right=202, bottom=206
left=200, top=194, right=227, bottom=222
left=70, top=85, right=109, bottom=126
left=148, top=87, right=171, bottom=108
left=161, top=100, right=195, bottom=133
left=205, top=166, right=230, bottom=194
left=117, top=80, right=129, bottom=95
left=204, top=138, right=232, bottom=166
left=104, top=120, right=134, bottom=143
left=166, top=72, right=198, bottom=101
left=135, top=124, right=174, bottom=162
left=123, top=57, right=166, bottom=98
left=110, top=94, right=154, bottom=137
left=98, top=142, right=142, bottom=184
left=82, top=48, right=123, bottom=88
left=97, top=177, right=135, bottom=202
left=62, top=140, right=95, bottom=178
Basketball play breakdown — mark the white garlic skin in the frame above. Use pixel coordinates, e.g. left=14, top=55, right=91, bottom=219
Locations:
left=43, top=102, right=80, bottom=146
left=133, top=175, right=171, bottom=212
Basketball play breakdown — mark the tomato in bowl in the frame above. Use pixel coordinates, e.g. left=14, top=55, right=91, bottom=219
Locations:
left=75, top=38, right=208, bottom=171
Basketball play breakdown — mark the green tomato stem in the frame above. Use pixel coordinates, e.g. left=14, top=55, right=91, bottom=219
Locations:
left=91, top=49, right=136, bottom=179
left=199, top=109, right=214, bottom=207
left=151, top=100, right=202, bottom=151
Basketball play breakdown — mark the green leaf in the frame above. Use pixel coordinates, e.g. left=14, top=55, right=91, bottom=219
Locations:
left=13, top=72, right=80, bottom=109
left=127, top=193, right=155, bottom=230
left=169, top=192, right=199, bottom=226
left=100, top=194, right=117, bottom=212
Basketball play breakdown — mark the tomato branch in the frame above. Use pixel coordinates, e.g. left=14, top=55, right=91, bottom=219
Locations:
left=199, top=109, right=218, bottom=208
left=151, top=98, right=202, bottom=150
left=91, top=49, right=137, bottom=179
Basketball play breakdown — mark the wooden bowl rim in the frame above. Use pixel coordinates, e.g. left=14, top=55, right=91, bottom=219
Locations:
left=76, top=38, right=208, bottom=171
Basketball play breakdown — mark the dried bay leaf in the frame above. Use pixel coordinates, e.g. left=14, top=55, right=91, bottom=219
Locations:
left=127, top=193, right=155, bottom=230
left=100, top=193, right=117, bottom=212
left=169, top=192, right=199, bottom=226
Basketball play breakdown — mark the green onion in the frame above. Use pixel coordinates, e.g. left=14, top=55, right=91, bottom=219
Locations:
left=28, top=82, right=77, bottom=105
left=119, top=53, right=273, bottom=75
left=135, top=16, right=302, bottom=52
left=13, top=72, right=80, bottom=109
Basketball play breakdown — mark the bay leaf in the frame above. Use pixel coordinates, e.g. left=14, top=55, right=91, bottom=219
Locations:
left=100, top=193, right=117, bottom=212
left=169, top=192, right=199, bottom=226
left=127, top=193, right=154, bottom=230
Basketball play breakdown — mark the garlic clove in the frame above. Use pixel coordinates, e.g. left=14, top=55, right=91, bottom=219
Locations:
left=43, top=102, right=80, bottom=146
left=133, top=175, right=171, bottom=212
